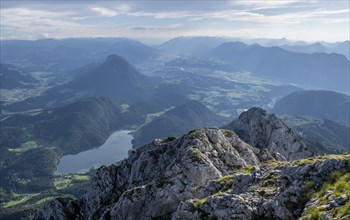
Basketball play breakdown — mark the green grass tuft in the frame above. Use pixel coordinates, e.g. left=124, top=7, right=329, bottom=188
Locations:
left=191, top=149, right=203, bottom=161
left=3, top=193, right=40, bottom=208
left=188, top=129, right=201, bottom=140
left=192, top=198, right=207, bottom=206
left=54, top=179, right=72, bottom=190
left=313, top=171, right=350, bottom=200
left=218, top=174, right=234, bottom=182
left=74, top=175, right=90, bottom=181
left=304, top=206, right=322, bottom=220
left=239, top=165, right=254, bottom=174
left=334, top=202, right=350, bottom=218
left=35, top=196, right=55, bottom=205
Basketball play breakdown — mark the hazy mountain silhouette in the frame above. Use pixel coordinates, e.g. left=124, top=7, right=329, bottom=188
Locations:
left=210, top=42, right=350, bottom=93
left=0, top=38, right=159, bottom=73
left=157, top=36, right=228, bottom=55
left=281, top=42, right=327, bottom=53
left=281, top=41, right=350, bottom=59
left=331, top=40, right=350, bottom=59
left=273, top=90, right=350, bottom=124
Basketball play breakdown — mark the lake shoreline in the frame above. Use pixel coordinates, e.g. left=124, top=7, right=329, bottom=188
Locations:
left=56, top=130, right=133, bottom=174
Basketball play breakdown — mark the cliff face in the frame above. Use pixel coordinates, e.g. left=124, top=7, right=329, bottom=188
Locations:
left=225, top=107, right=314, bottom=160
left=36, top=127, right=350, bottom=220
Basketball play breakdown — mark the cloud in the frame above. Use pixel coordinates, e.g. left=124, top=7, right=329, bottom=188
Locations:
left=91, top=7, right=118, bottom=17
left=308, top=8, right=349, bottom=16
left=90, top=4, right=131, bottom=17
left=118, top=4, right=131, bottom=13
left=129, top=24, right=182, bottom=31
left=0, top=1, right=348, bottom=42
left=233, top=0, right=304, bottom=8
left=117, top=1, right=348, bottom=26
left=130, top=26, right=166, bottom=31
left=0, top=7, right=77, bottom=28
left=0, top=7, right=120, bottom=39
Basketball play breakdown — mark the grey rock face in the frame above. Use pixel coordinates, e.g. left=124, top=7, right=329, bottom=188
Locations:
left=173, top=157, right=350, bottom=220
left=225, top=107, right=314, bottom=160
left=231, top=172, right=255, bottom=194
left=38, top=197, right=83, bottom=220
left=37, top=128, right=260, bottom=220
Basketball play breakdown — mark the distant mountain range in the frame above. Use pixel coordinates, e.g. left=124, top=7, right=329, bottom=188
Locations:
left=209, top=42, right=350, bottom=93
left=2, top=37, right=348, bottom=95
left=2, top=37, right=348, bottom=73
left=157, top=36, right=228, bottom=55
left=0, top=38, right=159, bottom=73
left=281, top=41, right=350, bottom=60
left=273, top=90, right=350, bottom=124
left=157, top=36, right=349, bottom=59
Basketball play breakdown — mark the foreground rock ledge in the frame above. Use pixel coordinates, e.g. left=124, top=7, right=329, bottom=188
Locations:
left=36, top=128, right=350, bottom=220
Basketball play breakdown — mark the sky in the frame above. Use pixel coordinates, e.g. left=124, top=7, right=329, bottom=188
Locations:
left=0, top=0, right=349, bottom=43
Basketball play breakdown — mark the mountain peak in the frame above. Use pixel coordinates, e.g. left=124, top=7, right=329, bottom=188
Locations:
left=96, top=54, right=137, bottom=77
left=239, top=107, right=267, bottom=118
left=59, top=54, right=149, bottom=102
left=103, top=54, right=130, bottom=66
left=226, top=107, right=313, bottom=160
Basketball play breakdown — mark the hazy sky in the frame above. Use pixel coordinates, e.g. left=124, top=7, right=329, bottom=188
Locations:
left=1, top=0, right=349, bottom=43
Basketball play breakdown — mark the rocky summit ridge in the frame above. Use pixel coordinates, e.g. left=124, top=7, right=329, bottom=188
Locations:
left=36, top=125, right=350, bottom=219
left=225, top=107, right=314, bottom=161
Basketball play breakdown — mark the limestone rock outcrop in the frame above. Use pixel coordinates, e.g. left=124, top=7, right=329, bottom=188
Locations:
left=38, top=128, right=261, bottom=219
left=225, top=107, right=314, bottom=160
